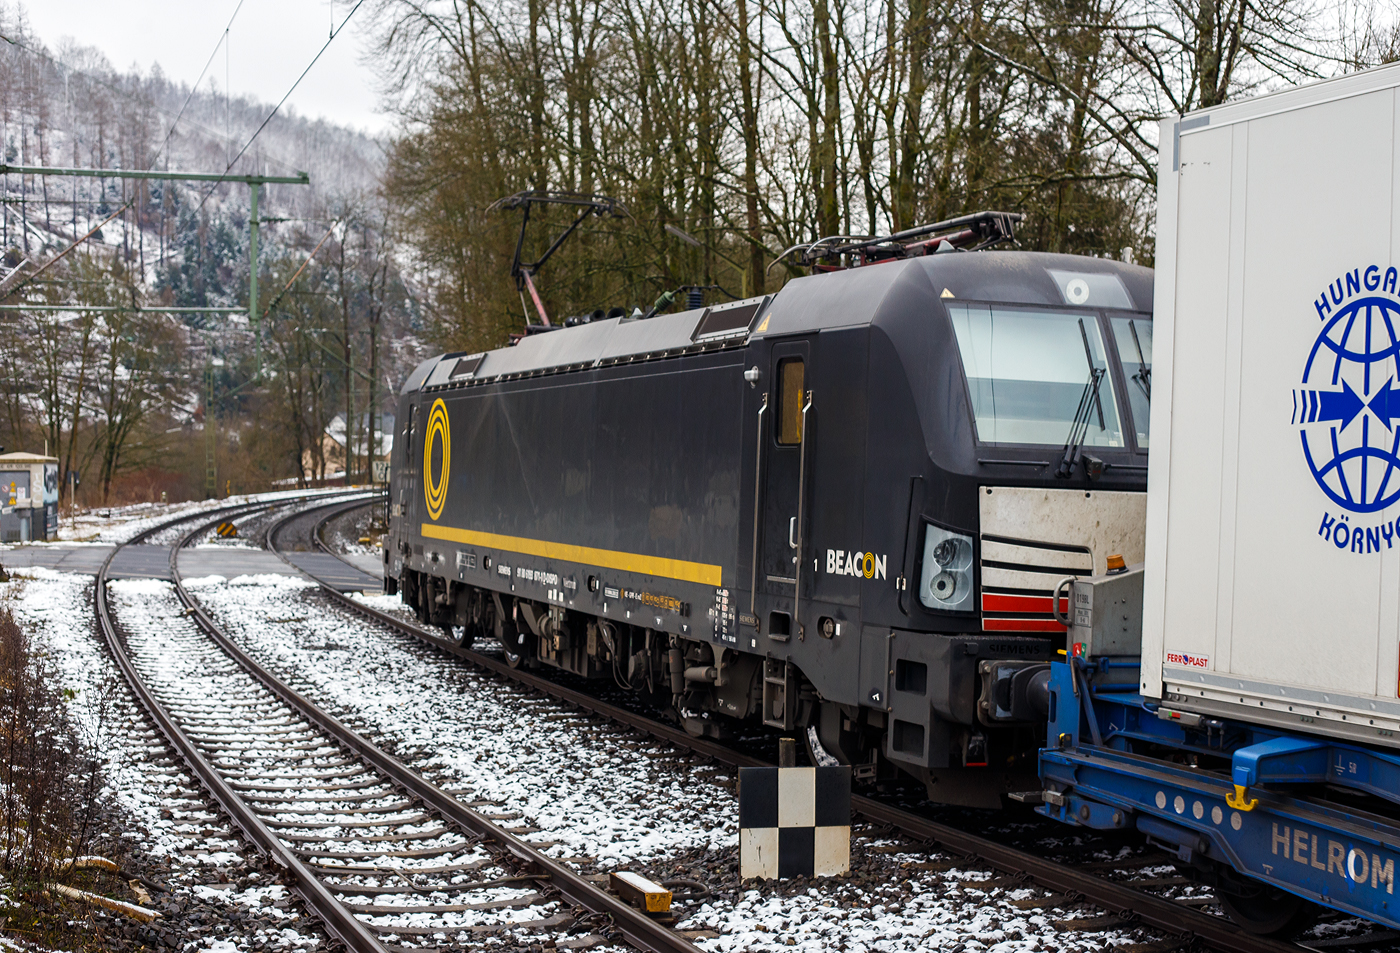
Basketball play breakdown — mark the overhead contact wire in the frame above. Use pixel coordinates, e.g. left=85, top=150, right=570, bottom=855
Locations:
left=189, top=0, right=366, bottom=220
left=158, top=0, right=249, bottom=165
left=260, top=219, right=340, bottom=321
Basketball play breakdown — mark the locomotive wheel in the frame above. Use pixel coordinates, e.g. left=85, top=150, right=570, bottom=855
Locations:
left=1217, top=879, right=1318, bottom=936
left=410, top=578, right=429, bottom=625
left=806, top=702, right=873, bottom=767
left=499, top=624, right=534, bottom=669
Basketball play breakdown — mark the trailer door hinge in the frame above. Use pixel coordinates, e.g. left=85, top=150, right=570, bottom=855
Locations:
left=896, top=574, right=907, bottom=591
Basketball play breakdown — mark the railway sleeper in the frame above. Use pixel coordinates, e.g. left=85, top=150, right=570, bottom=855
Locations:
left=369, top=912, right=573, bottom=936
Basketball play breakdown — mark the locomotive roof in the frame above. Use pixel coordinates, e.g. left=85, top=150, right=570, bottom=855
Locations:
left=404, top=250, right=1153, bottom=395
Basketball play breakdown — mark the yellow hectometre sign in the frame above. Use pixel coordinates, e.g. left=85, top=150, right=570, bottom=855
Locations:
left=423, top=398, right=450, bottom=521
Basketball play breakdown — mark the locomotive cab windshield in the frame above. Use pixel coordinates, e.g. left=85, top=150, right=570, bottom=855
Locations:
left=951, top=303, right=1128, bottom=448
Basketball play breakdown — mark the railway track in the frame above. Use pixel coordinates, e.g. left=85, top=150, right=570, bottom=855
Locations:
left=255, top=494, right=1363, bottom=953
left=95, top=495, right=700, bottom=953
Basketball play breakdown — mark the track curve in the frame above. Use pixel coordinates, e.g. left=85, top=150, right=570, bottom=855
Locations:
left=95, top=493, right=387, bottom=953
left=97, top=493, right=702, bottom=953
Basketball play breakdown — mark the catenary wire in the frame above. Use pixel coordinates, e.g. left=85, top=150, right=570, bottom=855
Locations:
left=187, top=0, right=366, bottom=221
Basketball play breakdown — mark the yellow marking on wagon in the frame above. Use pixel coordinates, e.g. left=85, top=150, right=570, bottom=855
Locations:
left=420, top=524, right=722, bottom=586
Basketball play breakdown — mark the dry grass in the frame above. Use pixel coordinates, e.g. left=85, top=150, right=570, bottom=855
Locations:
left=0, top=581, right=158, bottom=952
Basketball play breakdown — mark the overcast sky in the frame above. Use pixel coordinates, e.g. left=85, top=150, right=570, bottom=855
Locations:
left=22, top=0, right=392, bottom=135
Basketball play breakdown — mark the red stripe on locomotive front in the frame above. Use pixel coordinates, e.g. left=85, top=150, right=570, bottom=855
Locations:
left=981, top=593, right=1068, bottom=614
left=981, top=618, right=1067, bottom=633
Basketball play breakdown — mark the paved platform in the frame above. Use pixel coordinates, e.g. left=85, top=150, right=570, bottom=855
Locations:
left=1, top=544, right=116, bottom=574
left=110, top=545, right=176, bottom=579
left=178, top=548, right=295, bottom=579
left=3, top=543, right=181, bottom=579
left=339, top=551, right=383, bottom=579
left=1, top=543, right=384, bottom=593
left=282, top=552, right=382, bottom=593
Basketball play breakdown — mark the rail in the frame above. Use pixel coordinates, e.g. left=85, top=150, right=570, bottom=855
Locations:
left=94, top=493, right=389, bottom=953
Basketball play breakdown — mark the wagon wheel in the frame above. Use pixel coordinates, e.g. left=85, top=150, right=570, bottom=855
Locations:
left=1216, top=878, right=1319, bottom=937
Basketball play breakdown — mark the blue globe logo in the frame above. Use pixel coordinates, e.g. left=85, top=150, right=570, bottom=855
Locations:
left=1298, top=295, right=1400, bottom=513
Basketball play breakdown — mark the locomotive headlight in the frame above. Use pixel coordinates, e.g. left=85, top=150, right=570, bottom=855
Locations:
left=933, top=538, right=958, bottom=567
left=931, top=571, right=958, bottom=600
left=920, top=525, right=974, bottom=612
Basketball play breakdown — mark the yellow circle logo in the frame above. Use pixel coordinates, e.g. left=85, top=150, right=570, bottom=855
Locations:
left=423, top=398, right=450, bottom=521
left=863, top=552, right=875, bottom=579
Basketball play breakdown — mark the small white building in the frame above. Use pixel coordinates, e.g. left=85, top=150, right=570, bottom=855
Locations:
left=0, top=452, right=59, bottom=542
left=302, top=413, right=395, bottom=481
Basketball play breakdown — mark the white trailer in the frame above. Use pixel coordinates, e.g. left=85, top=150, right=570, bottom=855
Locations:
left=1039, top=62, right=1400, bottom=938
left=1144, top=62, right=1400, bottom=748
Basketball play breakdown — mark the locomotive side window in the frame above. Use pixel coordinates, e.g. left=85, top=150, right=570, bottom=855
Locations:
left=1109, top=316, right=1152, bottom=448
left=776, top=358, right=805, bottom=445
left=949, top=303, right=1124, bottom=448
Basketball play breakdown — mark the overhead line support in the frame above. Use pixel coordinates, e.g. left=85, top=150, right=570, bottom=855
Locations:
left=0, top=163, right=311, bottom=367
left=0, top=305, right=245, bottom=313
left=0, top=164, right=309, bottom=185
left=0, top=163, right=312, bottom=499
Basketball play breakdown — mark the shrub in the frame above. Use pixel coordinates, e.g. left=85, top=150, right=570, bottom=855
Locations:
left=0, top=606, right=103, bottom=882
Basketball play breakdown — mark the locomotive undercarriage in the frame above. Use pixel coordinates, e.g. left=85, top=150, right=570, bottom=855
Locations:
left=398, top=566, right=1044, bottom=804
left=397, top=567, right=765, bottom=727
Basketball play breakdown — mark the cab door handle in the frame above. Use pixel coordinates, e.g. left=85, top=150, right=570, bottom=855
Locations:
left=789, top=516, right=798, bottom=549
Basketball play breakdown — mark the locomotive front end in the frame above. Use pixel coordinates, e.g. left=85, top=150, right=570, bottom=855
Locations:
left=798, top=251, right=1155, bottom=805
left=383, top=229, right=1156, bottom=810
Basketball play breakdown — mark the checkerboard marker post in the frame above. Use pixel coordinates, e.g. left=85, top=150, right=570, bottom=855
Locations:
left=738, top=764, right=851, bottom=879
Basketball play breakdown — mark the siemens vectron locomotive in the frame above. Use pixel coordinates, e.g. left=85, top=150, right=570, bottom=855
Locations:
left=385, top=215, right=1153, bottom=806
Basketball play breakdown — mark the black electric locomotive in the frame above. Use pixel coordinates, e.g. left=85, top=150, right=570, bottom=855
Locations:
left=385, top=224, right=1153, bottom=806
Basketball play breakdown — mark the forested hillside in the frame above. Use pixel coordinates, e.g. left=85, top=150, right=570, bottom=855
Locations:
left=0, top=5, right=423, bottom=502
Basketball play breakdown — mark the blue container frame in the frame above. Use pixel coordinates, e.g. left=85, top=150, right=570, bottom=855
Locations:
left=1039, top=657, right=1400, bottom=928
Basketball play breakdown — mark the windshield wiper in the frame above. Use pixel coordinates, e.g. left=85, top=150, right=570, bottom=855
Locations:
left=1128, top=318, right=1151, bottom=401
left=1057, top=316, right=1108, bottom=479
left=1077, top=318, right=1106, bottom=430
left=1056, top=366, right=1106, bottom=479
